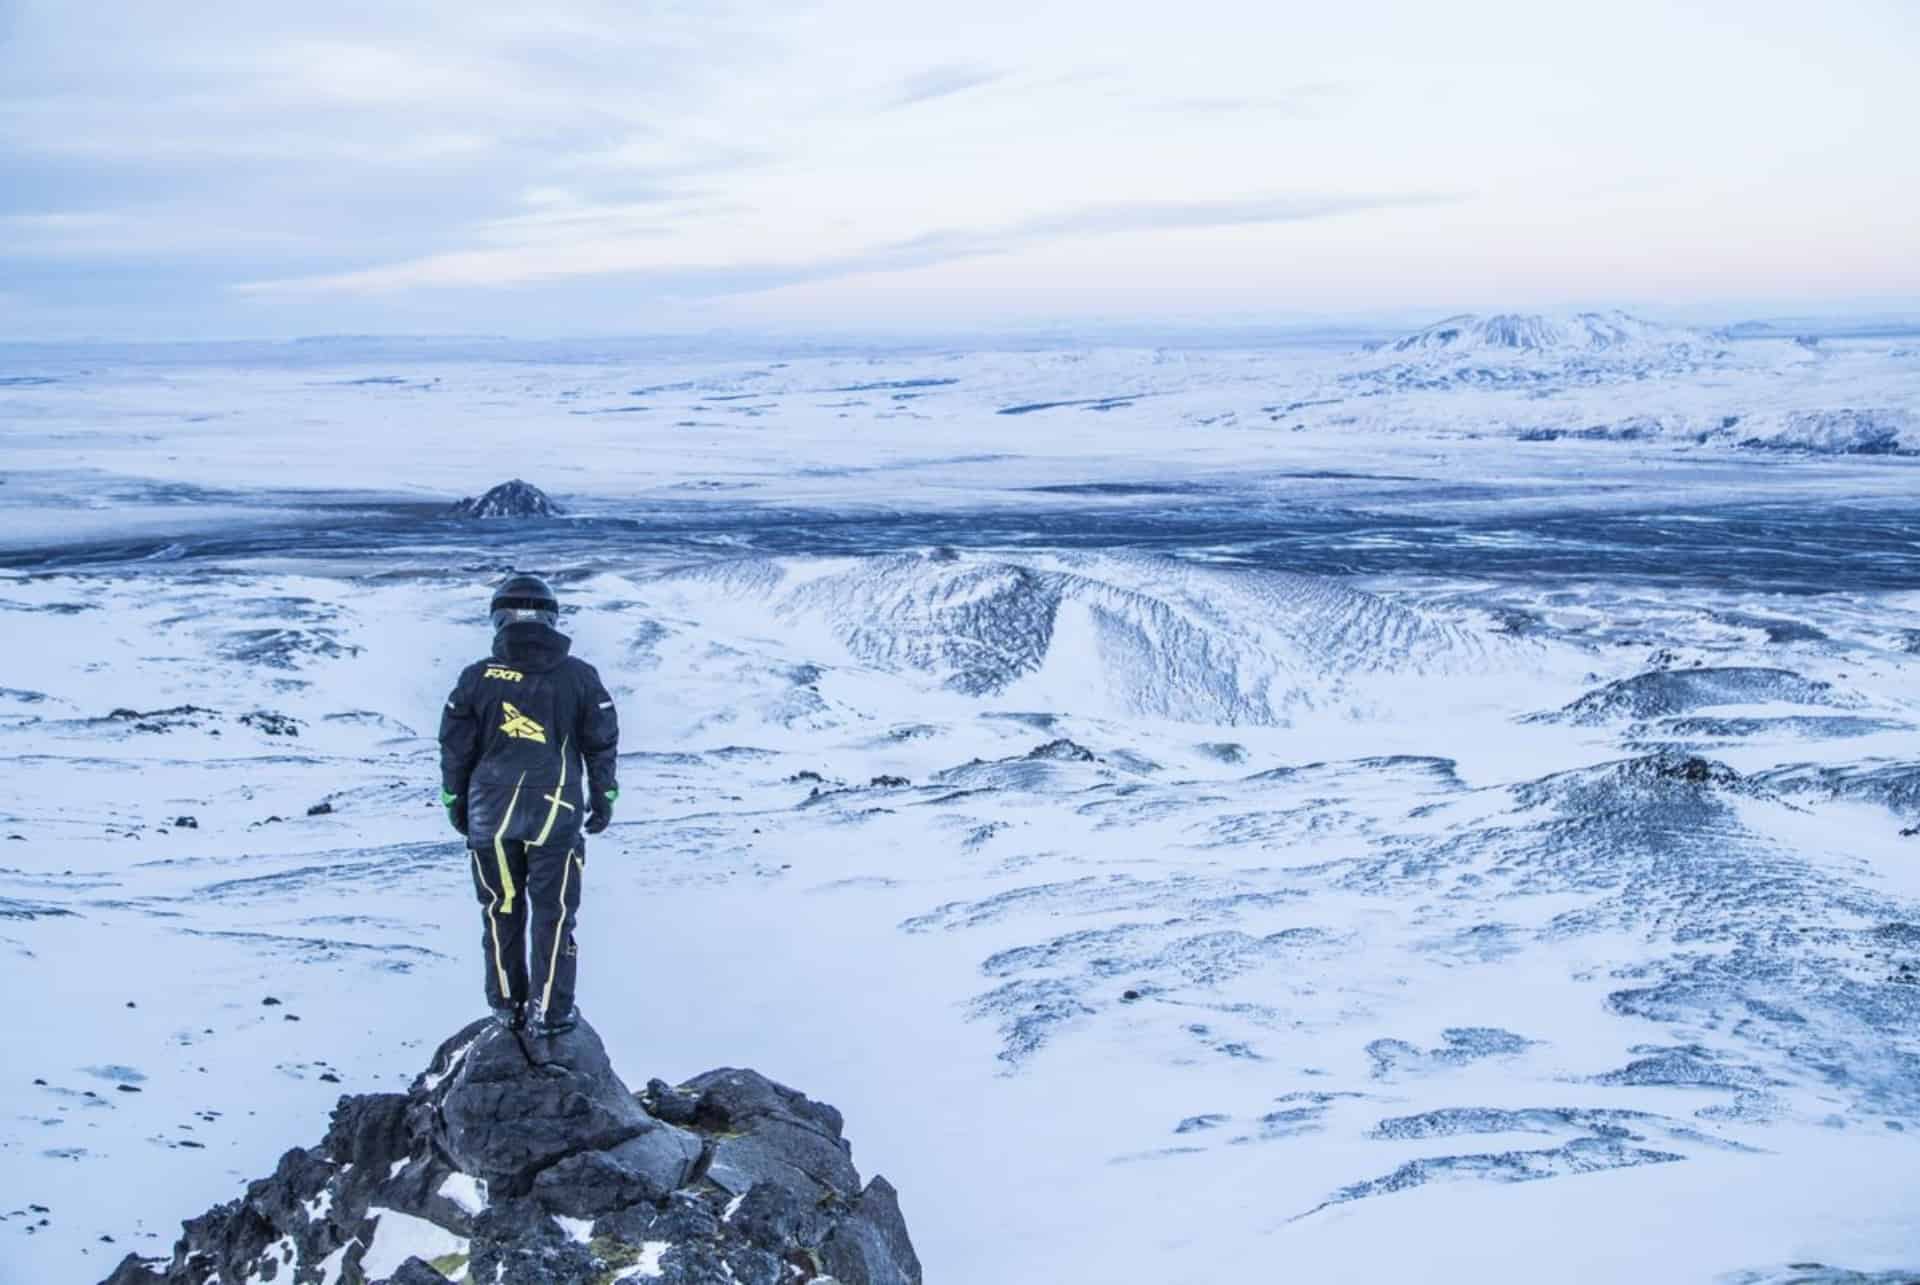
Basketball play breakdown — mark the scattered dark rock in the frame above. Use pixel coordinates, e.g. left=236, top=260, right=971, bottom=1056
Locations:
left=1539, top=667, right=1845, bottom=726
left=262, top=997, right=282, bottom=1006
left=1708, top=610, right=1827, bottom=645
left=1121, top=989, right=1142, bottom=1002
left=1026, top=738, right=1097, bottom=762
left=789, top=770, right=826, bottom=784
left=448, top=479, right=563, bottom=519
left=306, top=801, right=335, bottom=817
left=172, top=816, right=198, bottom=829
left=1368, top=1027, right=1537, bottom=1078
left=106, top=705, right=218, bottom=734
left=1593, top=1044, right=1771, bottom=1090
left=869, top=775, right=910, bottom=788
left=1901, top=825, right=1918, bottom=838
left=116, top=1084, right=142, bottom=1094
left=238, top=711, right=302, bottom=738
left=102, top=1017, right=920, bottom=1285
left=220, top=628, right=362, bottom=670
left=1661, top=756, right=1734, bottom=785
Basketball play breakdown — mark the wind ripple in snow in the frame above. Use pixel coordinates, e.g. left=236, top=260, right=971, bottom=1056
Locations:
left=654, top=552, right=1503, bottom=724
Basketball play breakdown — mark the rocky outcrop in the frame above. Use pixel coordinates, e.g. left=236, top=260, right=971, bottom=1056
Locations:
left=448, top=480, right=562, bottom=519
left=1534, top=666, right=1848, bottom=726
left=102, top=1019, right=920, bottom=1285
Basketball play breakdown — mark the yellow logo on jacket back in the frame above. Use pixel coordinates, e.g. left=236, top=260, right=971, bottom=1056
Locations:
left=484, top=666, right=524, bottom=682
left=499, top=702, right=547, bottom=743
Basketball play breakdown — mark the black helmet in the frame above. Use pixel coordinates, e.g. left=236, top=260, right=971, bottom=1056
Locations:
left=490, top=573, right=559, bottom=632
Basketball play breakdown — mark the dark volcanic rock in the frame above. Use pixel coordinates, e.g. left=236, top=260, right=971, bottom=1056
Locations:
left=103, top=1018, right=920, bottom=1285
left=1025, top=737, right=1097, bottom=762
left=105, top=704, right=218, bottom=733
left=1537, top=666, right=1847, bottom=726
left=239, top=710, right=303, bottom=737
left=676, top=1067, right=861, bottom=1201
left=423, top=1020, right=671, bottom=1193
left=448, top=479, right=563, bottom=519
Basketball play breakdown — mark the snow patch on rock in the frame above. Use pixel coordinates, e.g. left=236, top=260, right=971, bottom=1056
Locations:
left=360, top=1206, right=468, bottom=1280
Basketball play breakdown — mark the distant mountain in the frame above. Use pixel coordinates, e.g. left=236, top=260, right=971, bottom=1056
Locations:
left=1348, top=311, right=1721, bottom=391
left=1379, top=311, right=1702, bottom=359
left=1712, top=320, right=1780, bottom=340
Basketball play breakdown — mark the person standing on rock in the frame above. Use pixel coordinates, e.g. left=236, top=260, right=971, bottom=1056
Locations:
left=439, top=573, right=620, bottom=1036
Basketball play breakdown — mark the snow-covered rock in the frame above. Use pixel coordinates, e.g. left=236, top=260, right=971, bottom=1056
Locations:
left=1742, top=408, right=1918, bottom=455
left=102, top=1019, right=920, bottom=1285
left=447, top=479, right=562, bottom=519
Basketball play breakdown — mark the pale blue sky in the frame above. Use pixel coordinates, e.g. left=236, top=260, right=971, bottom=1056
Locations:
left=2, top=0, right=1915, bottom=338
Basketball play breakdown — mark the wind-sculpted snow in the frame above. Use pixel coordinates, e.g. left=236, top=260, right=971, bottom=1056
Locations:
left=1750, top=408, right=1919, bottom=455
left=651, top=552, right=1502, bottom=724
left=1313, top=1100, right=1773, bottom=1214
left=1749, top=760, right=1920, bottom=824
left=885, top=739, right=1920, bottom=1239
left=1302, top=1132, right=1687, bottom=1215
left=5, top=385, right=1920, bottom=1281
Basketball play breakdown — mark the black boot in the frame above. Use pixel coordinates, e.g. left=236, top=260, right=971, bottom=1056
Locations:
left=527, top=1002, right=577, bottom=1036
left=491, top=1002, right=525, bottom=1031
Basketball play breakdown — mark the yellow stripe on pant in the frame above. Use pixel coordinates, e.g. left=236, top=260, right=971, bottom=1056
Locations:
left=540, top=848, right=579, bottom=1014
left=471, top=850, right=512, bottom=1003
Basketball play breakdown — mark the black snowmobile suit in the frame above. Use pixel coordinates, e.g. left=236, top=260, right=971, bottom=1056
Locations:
left=438, top=621, right=618, bottom=1017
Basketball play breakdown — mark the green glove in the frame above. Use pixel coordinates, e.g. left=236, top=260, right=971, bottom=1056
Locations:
left=441, top=789, right=468, bottom=836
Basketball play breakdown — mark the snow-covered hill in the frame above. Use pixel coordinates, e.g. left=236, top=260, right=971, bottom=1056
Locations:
left=1379, top=310, right=1705, bottom=360
left=1348, top=310, right=1728, bottom=392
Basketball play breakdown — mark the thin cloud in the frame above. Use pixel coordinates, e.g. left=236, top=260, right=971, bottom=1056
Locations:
left=235, top=189, right=1456, bottom=298
left=7, top=0, right=1915, bottom=335
left=887, top=64, right=1004, bottom=108
left=1154, top=83, right=1344, bottom=117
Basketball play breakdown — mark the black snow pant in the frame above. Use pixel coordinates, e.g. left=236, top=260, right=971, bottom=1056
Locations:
left=470, top=834, right=585, bottom=1018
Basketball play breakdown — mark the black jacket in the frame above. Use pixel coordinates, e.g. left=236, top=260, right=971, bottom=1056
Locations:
left=439, top=622, right=619, bottom=848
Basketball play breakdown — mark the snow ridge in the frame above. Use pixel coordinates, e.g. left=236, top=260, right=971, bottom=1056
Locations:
left=1381, top=310, right=1704, bottom=359
left=655, top=551, right=1504, bottom=724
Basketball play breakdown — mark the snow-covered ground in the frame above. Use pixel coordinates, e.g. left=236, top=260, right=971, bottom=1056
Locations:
left=3, top=320, right=1918, bottom=1283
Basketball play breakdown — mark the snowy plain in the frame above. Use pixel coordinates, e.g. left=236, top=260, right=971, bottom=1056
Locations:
left=1, top=317, right=1918, bottom=1283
